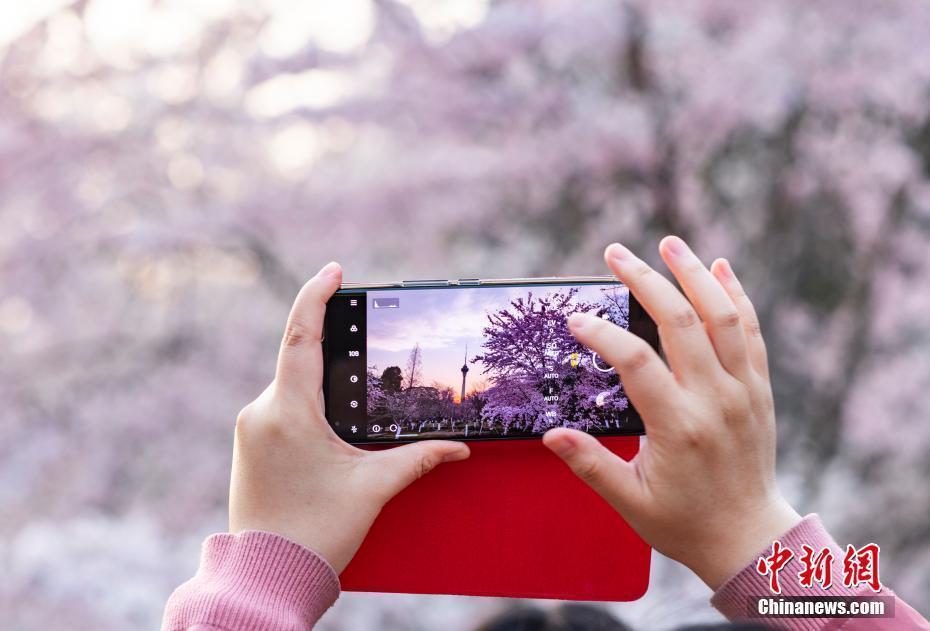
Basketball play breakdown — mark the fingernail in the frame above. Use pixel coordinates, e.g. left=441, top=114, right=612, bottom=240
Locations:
left=663, top=235, right=690, bottom=258
left=547, top=435, right=576, bottom=458
left=568, top=312, right=596, bottom=332
left=606, top=243, right=633, bottom=263
left=319, top=261, right=340, bottom=278
left=717, top=259, right=743, bottom=291
left=442, top=447, right=469, bottom=463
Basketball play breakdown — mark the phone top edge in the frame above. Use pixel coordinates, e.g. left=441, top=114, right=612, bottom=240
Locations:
left=476, top=275, right=617, bottom=286
left=337, top=276, right=619, bottom=290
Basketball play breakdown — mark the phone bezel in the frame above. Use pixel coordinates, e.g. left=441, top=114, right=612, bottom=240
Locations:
left=322, top=277, right=659, bottom=444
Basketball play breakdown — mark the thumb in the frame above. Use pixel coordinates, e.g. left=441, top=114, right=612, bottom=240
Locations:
left=543, top=428, right=641, bottom=513
left=372, top=440, right=471, bottom=499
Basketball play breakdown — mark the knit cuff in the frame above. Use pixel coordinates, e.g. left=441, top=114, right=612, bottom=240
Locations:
left=162, top=531, right=340, bottom=631
left=711, top=514, right=857, bottom=629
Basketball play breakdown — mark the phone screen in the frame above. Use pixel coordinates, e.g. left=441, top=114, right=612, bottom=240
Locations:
left=323, top=281, right=657, bottom=443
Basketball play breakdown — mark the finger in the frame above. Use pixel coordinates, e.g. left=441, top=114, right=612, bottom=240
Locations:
left=543, top=428, right=641, bottom=514
left=275, top=262, right=342, bottom=400
left=604, top=243, right=722, bottom=385
left=568, top=311, right=680, bottom=433
left=710, top=258, right=769, bottom=379
left=658, top=236, right=752, bottom=381
left=371, top=441, right=471, bottom=498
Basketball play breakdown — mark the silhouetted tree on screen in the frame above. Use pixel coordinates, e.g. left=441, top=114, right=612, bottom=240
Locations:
left=380, top=366, right=403, bottom=393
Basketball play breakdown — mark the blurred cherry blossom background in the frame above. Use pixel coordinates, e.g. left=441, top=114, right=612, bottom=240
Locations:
left=2, top=0, right=929, bottom=628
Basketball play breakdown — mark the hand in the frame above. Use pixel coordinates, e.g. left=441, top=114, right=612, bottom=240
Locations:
left=543, top=237, right=801, bottom=590
left=229, top=262, right=470, bottom=573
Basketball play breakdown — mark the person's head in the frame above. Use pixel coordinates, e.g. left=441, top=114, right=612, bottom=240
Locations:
left=475, top=605, right=776, bottom=631
left=475, top=604, right=632, bottom=631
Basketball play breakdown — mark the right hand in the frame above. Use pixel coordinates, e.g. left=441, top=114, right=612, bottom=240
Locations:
left=543, top=236, right=801, bottom=590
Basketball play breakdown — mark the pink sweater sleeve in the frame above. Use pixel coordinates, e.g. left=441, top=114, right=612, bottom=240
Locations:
left=161, top=531, right=340, bottom=631
left=711, top=514, right=929, bottom=630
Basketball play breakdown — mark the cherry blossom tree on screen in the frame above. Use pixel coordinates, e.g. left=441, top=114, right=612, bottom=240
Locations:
left=475, top=289, right=630, bottom=434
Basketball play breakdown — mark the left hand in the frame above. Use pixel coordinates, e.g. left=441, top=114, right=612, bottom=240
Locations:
left=229, top=262, right=470, bottom=573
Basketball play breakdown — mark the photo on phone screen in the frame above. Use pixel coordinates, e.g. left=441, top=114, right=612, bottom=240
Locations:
left=323, top=280, right=658, bottom=443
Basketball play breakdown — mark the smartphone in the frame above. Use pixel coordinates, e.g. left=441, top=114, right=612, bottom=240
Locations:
left=322, top=277, right=659, bottom=444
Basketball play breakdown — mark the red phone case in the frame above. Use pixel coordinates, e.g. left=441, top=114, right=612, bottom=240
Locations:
left=341, top=435, right=650, bottom=601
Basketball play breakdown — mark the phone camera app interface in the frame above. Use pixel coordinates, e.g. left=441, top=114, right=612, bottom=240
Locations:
left=326, top=284, right=648, bottom=443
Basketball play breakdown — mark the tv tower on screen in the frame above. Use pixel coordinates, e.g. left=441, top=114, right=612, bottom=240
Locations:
left=460, top=344, right=469, bottom=406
